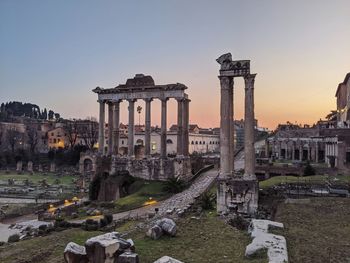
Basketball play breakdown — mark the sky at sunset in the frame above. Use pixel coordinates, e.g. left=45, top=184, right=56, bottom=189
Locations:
left=1, top=0, right=349, bottom=130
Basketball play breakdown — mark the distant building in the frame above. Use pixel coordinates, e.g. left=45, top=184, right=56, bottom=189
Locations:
left=336, top=72, right=350, bottom=127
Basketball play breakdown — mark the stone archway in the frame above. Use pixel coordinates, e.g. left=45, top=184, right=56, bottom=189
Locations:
left=79, top=153, right=97, bottom=179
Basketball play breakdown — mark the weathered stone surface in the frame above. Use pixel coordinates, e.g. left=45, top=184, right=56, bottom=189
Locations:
left=153, top=256, right=184, bottom=263
left=146, top=225, right=163, bottom=240
left=85, top=232, right=131, bottom=263
left=156, top=218, right=177, bottom=236
left=118, top=252, right=139, bottom=263
left=245, top=219, right=288, bottom=263
left=64, top=242, right=88, bottom=263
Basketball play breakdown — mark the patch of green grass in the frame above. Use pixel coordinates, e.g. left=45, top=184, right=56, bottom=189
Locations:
left=259, top=175, right=350, bottom=188
left=128, top=212, right=266, bottom=263
left=0, top=172, right=75, bottom=186
left=275, top=197, right=350, bottom=263
left=114, top=181, right=171, bottom=212
left=0, top=229, right=102, bottom=263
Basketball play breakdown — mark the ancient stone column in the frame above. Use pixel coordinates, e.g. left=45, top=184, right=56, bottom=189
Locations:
left=160, top=98, right=168, bottom=159
left=98, top=100, right=105, bottom=155
left=219, top=76, right=232, bottom=177
left=144, top=98, right=152, bottom=157
left=107, top=102, right=114, bottom=155
left=113, top=100, right=121, bottom=155
left=292, top=142, right=295, bottom=160
left=299, top=144, right=303, bottom=161
left=183, top=98, right=190, bottom=157
left=315, top=141, right=319, bottom=163
left=244, top=74, right=256, bottom=178
left=128, top=99, right=136, bottom=158
left=176, top=98, right=184, bottom=157
left=229, top=77, right=234, bottom=173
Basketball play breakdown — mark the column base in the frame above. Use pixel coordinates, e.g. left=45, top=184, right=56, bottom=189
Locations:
left=217, top=176, right=258, bottom=216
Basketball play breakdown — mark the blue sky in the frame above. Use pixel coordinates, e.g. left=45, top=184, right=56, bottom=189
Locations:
left=1, top=0, right=349, bottom=129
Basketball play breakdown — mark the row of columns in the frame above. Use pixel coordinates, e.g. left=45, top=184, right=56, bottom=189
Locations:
left=219, top=74, right=256, bottom=178
left=271, top=141, right=321, bottom=163
left=98, top=98, right=190, bottom=158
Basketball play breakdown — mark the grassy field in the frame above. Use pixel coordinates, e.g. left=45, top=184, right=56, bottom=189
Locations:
left=0, top=211, right=266, bottom=263
left=275, top=197, right=350, bottom=263
left=0, top=172, right=76, bottom=186
left=112, top=181, right=172, bottom=212
left=259, top=175, right=350, bottom=188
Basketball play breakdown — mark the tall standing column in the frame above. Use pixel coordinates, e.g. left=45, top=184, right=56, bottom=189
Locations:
left=315, top=141, right=319, bottom=163
left=244, top=74, right=256, bottom=178
left=160, top=98, right=168, bottom=158
left=183, top=98, right=190, bottom=157
left=176, top=98, right=184, bottom=156
left=98, top=100, right=105, bottom=155
left=292, top=142, right=295, bottom=160
left=128, top=99, right=136, bottom=158
left=299, top=143, right=303, bottom=161
left=107, top=102, right=114, bottom=155
left=219, top=76, right=232, bottom=177
left=113, top=100, right=121, bottom=155
left=144, top=98, right=152, bottom=157
left=229, top=78, right=234, bottom=173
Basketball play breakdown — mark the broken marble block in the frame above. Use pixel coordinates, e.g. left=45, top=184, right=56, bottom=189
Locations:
left=153, top=256, right=184, bottom=263
left=63, top=242, right=88, bottom=263
left=85, top=232, right=132, bottom=263
left=156, top=218, right=177, bottom=236
left=245, top=219, right=288, bottom=263
left=146, top=225, right=163, bottom=240
left=118, top=252, right=139, bottom=263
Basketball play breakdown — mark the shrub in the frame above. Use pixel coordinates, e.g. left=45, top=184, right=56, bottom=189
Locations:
left=198, top=192, right=216, bottom=210
left=104, top=214, right=113, bottom=224
left=89, top=176, right=101, bottom=200
left=8, top=234, right=20, bottom=243
left=227, top=216, right=249, bottom=231
left=303, top=162, right=316, bottom=176
left=99, top=218, right=108, bottom=228
left=163, top=178, right=186, bottom=193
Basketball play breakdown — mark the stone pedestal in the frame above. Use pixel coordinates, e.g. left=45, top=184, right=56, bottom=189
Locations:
left=16, top=161, right=23, bottom=174
left=27, top=161, right=33, bottom=174
left=50, top=162, right=56, bottom=173
left=217, top=177, right=258, bottom=215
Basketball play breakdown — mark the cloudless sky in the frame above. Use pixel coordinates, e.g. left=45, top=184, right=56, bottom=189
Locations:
left=1, top=0, right=349, bottom=129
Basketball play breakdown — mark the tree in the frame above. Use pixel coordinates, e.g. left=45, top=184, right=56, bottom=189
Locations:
left=42, top=108, right=47, bottom=120
left=65, top=120, right=78, bottom=148
left=77, top=118, right=98, bottom=149
left=54, top=113, right=60, bottom=120
left=26, top=126, right=39, bottom=156
left=303, top=162, right=316, bottom=176
left=325, top=110, right=337, bottom=121
left=48, top=110, right=54, bottom=120
left=6, top=129, right=21, bottom=154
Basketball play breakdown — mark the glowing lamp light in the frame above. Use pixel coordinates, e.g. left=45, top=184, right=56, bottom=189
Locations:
left=144, top=197, right=157, bottom=206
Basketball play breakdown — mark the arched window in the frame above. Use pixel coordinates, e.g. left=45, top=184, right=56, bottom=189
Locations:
left=195, top=141, right=198, bottom=144
left=191, top=141, right=194, bottom=145
left=166, top=139, right=173, bottom=144
left=136, top=139, right=144, bottom=146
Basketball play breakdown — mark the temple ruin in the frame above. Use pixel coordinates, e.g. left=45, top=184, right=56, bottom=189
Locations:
left=216, top=53, right=259, bottom=216
left=91, top=74, right=191, bottom=181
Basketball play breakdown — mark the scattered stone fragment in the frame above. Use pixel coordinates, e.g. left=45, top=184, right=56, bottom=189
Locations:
left=153, top=256, right=184, bottom=263
left=146, top=225, right=163, bottom=240
left=156, top=218, right=177, bottom=236
left=118, top=252, right=139, bottom=263
left=64, top=242, right=88, bottom=263
left=245, top=219, right=288, bottom=263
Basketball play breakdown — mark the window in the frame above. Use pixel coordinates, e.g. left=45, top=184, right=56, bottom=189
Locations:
left=122, top=140, right=124, bottom=145
left=191, top=141, right=194, bottom=145
left=58, top=139, right=60, bottom=143
left=195, top=141, right=198, bottom=144
left=51, top=132, right=54, bottom=136
left=53, top=139, right=56, bottom=143
left=203, top=141, right=205, bottom=144
left=166, top=139, right=173, bottom=144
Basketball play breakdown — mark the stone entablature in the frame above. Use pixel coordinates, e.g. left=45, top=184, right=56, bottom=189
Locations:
left=216, top=53, right=258, bottom=216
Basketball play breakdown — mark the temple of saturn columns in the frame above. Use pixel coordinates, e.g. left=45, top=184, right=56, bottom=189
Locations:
left=216, top=53, right=259, bottom=216
left=91, top=74, right=191, bottom=181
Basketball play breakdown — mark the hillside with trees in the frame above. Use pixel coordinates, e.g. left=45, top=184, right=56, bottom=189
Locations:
left=0, top=101, right=61, bottom=122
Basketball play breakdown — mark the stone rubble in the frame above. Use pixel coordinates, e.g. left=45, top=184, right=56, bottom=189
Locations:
left=64, top=242, right=88, bottom=263
left=153, top=256, right=184, bottom=263
left=245, top=219, right=288, bottom=263
left=146, top=218, right=177, bottom=240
